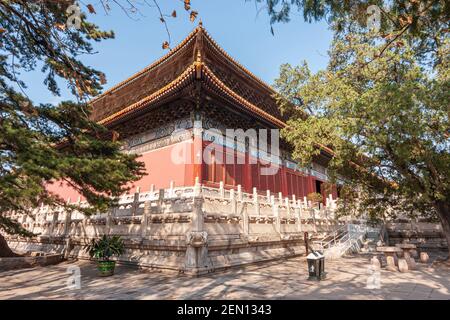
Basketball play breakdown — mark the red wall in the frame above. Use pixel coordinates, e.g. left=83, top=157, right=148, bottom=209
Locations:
left=46, top=180, right=86, bottom=203
left=133, top=140, right=195, bottom=192
left=46, top=140, right=195, bottom=202
left=201, top=141, right=335, bottom=201
left=46, top=139, right=336, bottom=203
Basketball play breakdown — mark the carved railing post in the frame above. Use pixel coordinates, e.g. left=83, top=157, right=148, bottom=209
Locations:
left=63, top=237, right=72, bottom=260
left=131, top=187, right=140, bottom=216
left=194, top=177, right=201, bottom=196
left=50, top=210, right=59, bottom=240
left=63, top=200, right=76, bottom=259
left=230, top=189, right=236, bottom=214
left=106, top=206, right=115, bottom=235
left=272, top=198, right=281, bottom=234
left=253, top=187, right=260, bottom=215
left=158, top=189, right=165, bottom=213
left=242, top=202, right=249, bottom=237
left=63, top=211, right=71, bottom=237
left=285, top=197, right=290, bottom=216
left=141, top=200, right=150, bottom=238
left=312, top=208, right=317, bottom=233
left=39, top=203, right=45, bottom=224
left=295, top=200, right=302, bottom=233
left=41, top=206, right=50, bottom=236
left=191, top=196, right=204, bottom=232
left=185, top=193, right=208, bottom=275
left=219, top=181, right=225, bottom=199
left=20, top=211, right=26, bottom=224
left=237, top=184, right=242, bottom=201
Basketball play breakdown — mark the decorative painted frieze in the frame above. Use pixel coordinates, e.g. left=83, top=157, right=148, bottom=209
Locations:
left=124, top=117, right=194, bottom=150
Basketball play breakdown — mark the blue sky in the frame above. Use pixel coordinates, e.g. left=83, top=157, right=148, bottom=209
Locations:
left=19, top=0, right=333, bottom=105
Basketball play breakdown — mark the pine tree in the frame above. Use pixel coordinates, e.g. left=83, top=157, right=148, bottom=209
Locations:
left=274, top=32, right=449, bottom=258
left=0, top=1, right=147, bottom=256
left=258, top=0, right=449, bottom=259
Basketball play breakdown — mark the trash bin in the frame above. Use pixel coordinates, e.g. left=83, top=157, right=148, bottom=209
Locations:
left=307, top=251, right=326, bottom=281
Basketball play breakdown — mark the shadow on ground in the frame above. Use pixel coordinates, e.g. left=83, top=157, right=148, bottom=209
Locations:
left=1, top=254, right=449, bottom=300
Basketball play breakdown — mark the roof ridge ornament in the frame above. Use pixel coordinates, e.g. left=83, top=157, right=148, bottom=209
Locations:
left=196, top=50, right=202, bottom=63
left=194, top=20, right=204, bottom=76
left=194, top=51, right=203, bottom=79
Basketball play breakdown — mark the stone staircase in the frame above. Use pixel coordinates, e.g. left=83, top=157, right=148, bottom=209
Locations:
left=312, top=223, right=371, bottom=259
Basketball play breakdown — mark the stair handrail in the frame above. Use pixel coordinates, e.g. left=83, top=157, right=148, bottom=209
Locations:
left=318, top=224, right=349, bottom=249
left=313, top=221, right=370, bottom=257
left=323, top=224, right=348, bottom=241
left=334, top=225, right=367, bottom=256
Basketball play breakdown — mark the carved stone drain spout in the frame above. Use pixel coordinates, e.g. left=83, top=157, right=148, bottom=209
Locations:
left=186, top=231, right=208, bottom=248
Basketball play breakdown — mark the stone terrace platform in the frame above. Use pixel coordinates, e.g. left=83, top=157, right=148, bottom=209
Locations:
left=1, top=254, right=448, bottom=300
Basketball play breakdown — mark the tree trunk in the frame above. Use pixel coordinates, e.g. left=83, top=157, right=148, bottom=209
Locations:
left=435, top=200, right=450, bottom=260
left=0, top=233, right=19, bottom=257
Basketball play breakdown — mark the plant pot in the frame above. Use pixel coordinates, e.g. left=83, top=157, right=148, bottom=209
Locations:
left=97, top=260, right=116, bottom=277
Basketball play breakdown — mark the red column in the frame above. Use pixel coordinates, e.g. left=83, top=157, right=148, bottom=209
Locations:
left=299, top=175, right=305, bottom=198
left=280, top=166, right=288, bottom=196
left=244, top=152, right=252, bottom=192
left=307, top=176, right=315, bottom=194
left=192, top=129, right=203, bottom=185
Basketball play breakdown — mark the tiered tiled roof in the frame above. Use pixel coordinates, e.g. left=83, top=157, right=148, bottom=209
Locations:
left=90, top=23, right=286, bottom=127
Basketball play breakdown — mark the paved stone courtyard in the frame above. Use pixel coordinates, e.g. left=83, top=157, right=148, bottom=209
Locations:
left=1, top=254, right=449, bottom=300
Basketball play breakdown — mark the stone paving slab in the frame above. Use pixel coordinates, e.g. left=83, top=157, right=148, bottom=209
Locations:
left=0, top=254, right=448, bottom=300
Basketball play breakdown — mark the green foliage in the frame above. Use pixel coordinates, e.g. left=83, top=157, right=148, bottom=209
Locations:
left=85, top=235, right=125, bottom=261
left=255, top=0, right=449, bottom=67
left=0, top=215, right=34, bottom=238
left=0, top=1, right=146, bottom=238
left=274, top=29, right=449, bottom=221
left=0, top=0, right=113, bottom=98
left=321, top=182, right=333, bottom=195
left=307, top=192, right=323, bottom=204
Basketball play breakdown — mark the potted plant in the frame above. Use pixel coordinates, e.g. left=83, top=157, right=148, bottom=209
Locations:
left=84, top=235, right=125, bottom=277
left=307, top=192, right=323, bottom=208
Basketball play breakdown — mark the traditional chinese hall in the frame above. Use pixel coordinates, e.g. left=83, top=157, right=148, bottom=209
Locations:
left=9, top=24, right=343, bottom=275
left=48, top=22, right=336, bottom=203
